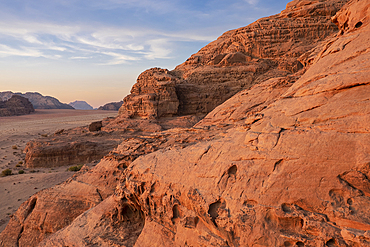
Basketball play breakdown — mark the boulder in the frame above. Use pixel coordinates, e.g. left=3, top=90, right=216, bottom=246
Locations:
left=89, top=121, right=102, bottom=132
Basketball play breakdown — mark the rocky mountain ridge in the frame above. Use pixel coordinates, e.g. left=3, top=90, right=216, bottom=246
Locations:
left=68, top=100, right=94, bottom=110
left=98, top=100, right=123, bottom=111
left=2, top=0, right=370, bottom=246
left=0, top=92, right=74, bottom=110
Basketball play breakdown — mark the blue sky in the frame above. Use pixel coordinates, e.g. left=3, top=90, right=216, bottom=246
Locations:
left=0, top=0, right=290, bottom=108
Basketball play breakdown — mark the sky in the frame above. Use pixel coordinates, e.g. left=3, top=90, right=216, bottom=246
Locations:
left=0, top=0, right=290, bottom=108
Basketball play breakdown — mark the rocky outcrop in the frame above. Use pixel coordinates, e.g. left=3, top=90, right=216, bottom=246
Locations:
left=23, top=124, right=121, bottom=168
left=69, top=100, right=94, bottom=110
left=98, top=101, right=123, bottom=111
left=2, top=122, right=218, bottom=246
left=115, top=1, right=370, bottom=246
left=0, top=92, right=74, bottom=110
left=88, top=121, right=103, bottom=131
left=37, top=0, right=370, bottom=246
left=0, top=95, right=35, bottom=117
left=119, top=68, right=180, bottom=119
left=3, top=0, right=370, bottom=246
left=119, top=0, right=347, bottom=118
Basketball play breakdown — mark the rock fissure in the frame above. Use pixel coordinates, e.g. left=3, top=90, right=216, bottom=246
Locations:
left=4, top=0, right=370, bottom=246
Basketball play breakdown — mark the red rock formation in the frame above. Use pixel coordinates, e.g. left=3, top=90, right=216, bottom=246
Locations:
left=36, top=0, right=370, bottom=246
left=23, top=124, right=121, bottom=168
left=119, top=0, right=347, bottom=118
left=4, top=0, right=370, bottom=246
left=119, top=68, right=180, bottom=119
left=113, top=1, right=369, bottom=245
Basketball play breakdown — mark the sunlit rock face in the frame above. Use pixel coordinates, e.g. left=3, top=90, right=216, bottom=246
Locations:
left=119, top=0, right=347, bottom=119
left=5, top=0, right=370, bottom=246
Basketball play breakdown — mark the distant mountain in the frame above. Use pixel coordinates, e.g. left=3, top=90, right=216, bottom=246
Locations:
left=0, top=95, right=35, bottom=117
left=0, top=91, right=74, bottom=109
left=69, top=101, right=94, bottom=110
left=98, top=101, right=123, bottom=111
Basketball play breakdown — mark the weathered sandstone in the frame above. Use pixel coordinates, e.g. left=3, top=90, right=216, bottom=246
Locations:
left=119, top=0, right=347, bottom=118
left=23, top=124, right=121, bottom=168
left=119, top=68, right=180, bottom=119
left=3, top=0, right=370, bottom=246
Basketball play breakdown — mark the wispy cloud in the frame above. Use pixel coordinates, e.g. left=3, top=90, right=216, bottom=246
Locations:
left=0, top=18, right=217, bottom=65
left=0, top=0, right=288, bottom=67
left=0, top=44, right=42, bottom=57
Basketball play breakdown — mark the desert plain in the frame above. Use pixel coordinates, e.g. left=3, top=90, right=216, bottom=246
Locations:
left=0, top=109, right=117, bottom=232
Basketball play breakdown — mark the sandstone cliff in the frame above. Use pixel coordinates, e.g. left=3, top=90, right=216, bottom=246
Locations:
left=2, top=0, right=370, bottom=246
left=118, top=0, right=347, bottom=119
left=0, top=95, right=35, bottom=117
left=0, top=92, right=74, bottom=110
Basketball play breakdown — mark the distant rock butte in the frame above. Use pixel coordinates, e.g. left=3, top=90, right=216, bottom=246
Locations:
left=98, top=101, right=123, bottom=111
left=0, top=95, right=34, bottom=117
left=0, top=91, right=74, bottom=110
left=68, top=100, right=94, bottom=110
left=3, top=0, right=370, bottom=246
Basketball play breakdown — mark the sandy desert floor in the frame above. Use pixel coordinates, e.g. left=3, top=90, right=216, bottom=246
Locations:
left=0, top=109, right=118, bottom=232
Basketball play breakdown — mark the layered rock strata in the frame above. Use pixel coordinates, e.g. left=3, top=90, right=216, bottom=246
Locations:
left=119, top=0, right=347, bottom=118
left=3, top=0, right=370, bottom=246
left=119, top=68, right=180, bottom=119
left=23, top=121, right=121, bottom=168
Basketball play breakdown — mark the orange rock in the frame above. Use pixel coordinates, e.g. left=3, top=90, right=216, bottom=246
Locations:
left=118, top=0, right=346, bottom=118
left=4, top=0, right=370, bottom=246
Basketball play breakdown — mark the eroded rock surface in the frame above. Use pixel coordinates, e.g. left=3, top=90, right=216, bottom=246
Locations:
left=23, top=123, right=121, bottom=168
left=119, top=0, right=347, bottom=118
left=39, top=0, right=370, bottom=246
left=119, top=68, right=180, bottom=119
left=3, top=0, right=370, bottom=246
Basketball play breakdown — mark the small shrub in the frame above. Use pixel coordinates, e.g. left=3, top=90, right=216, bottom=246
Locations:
left=68, top=164, right=84, bottom=172
left=12, top=145, right=17, bottom=150
left=40, top=134, right=48, bottom=137
left=1, top=169, right=12, bottom=177
left=18, top=170, right=25, bottom=174
left=18, top=161, right=23, bottom=165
